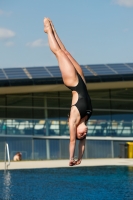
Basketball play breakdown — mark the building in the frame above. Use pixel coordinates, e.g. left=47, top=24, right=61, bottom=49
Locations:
left=0, top=63, right=133, bottom=160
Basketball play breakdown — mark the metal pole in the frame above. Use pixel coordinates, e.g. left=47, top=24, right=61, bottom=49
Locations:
left=111, top=140, right=114, bottom=158
left=5, top=142, right=6, bottom=171
left=6, top=144, right=10, bottom=169
left=4, top=143, right=10, bottom=171
left=32, top=139, right=34, bottom=160
left=44, top=97, right=50, bottom=160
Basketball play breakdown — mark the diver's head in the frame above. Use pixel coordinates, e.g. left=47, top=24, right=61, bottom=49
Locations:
left=76, top=123, right=88, bottom=140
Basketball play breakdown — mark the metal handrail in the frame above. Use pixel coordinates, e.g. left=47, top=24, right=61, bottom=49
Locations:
left=5, top=143, right=10, bottom=171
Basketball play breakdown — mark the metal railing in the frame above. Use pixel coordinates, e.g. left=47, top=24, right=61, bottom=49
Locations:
left=5, top=143, right=10, bottom=171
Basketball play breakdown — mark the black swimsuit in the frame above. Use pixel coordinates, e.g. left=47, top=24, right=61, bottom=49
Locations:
left=66, top=73, right=92, bottom=120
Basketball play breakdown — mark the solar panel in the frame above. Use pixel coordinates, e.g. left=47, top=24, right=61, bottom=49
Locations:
left=0, top=69, right=7, bottom=79
left=26, top=67, right=51, bottom=78
left=108, top=64, right=133, bottom=74
left=88, top=64, right=116, bottom=75
left=0, top=63, right=133, bottom=82
left=126, top=63, right=133, bottom=70
left=46, top=66, right=62, bottom=77
left=80, top=65, right=94, bottom=76
left=4, top=68, right=28, bottom=79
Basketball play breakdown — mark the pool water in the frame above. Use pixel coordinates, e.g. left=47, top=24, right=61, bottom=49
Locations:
left=0, top=166, right=133, bottom=200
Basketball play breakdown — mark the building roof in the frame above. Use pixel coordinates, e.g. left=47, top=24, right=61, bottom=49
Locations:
left=0, top=63, right=133, bottom=87
left=0, top=63, right=133, bottom=94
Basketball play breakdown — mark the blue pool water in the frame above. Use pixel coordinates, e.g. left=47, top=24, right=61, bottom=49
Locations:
left=0, top=166, right=133, bottom=200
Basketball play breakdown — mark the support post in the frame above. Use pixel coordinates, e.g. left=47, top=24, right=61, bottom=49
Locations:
left=111, top=140, right=114, bottom=158
left=44, top=97, right=50, bottom=160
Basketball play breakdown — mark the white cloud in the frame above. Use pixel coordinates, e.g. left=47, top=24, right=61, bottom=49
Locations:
left=26, top=39, right=48, bottom=47
left=5, top=41, right=14, bottom=46
left=0, top=9, right=12, bottom=16
left=113, top=0, right=133, bottom=7
left=0, top=28, right=15, bottom=39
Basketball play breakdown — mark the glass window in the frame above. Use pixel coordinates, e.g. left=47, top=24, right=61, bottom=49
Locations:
left=33, top=108, right=45, bottom=119
left=111, top=88, right=133, bottom=110
left=59, top=91, right=71, bottom=98
left=47, top=109, right=59, bottom=119
left=111, top=88, right=133, bottom=100
left=89, top=89, right=110, bottom=109
left=0, top=88, right=132, bottom=138
left=33, top=97, right=45, bottom=107
left=49, top=139, right=60, bottom=159
left=33, top=139, right=47, bottom=159
left=59, top=98, right=71, bottom=108
left=111, top=100, right=133, bottom=110
left=111, top=117, right=132, bottom=137
left=88, top=110, right=111, bottom=136
left=0, top=95, right=6, bottom=118
left=59, top=139, right=69, bottom=159
left=7, top=94, right=32, bottom=107
left=91, top=110, right=111, bottom=121
left=86, top=140, right=111, bottom=158
left=92, top=99, right=110, bottom=109
left=45, top=92, right=59, bottom=97
left=59, top=109, right=69, bottom=118
left=33, top=93, right=45, bottom=97
left=0, top=137, right=5, bottom=159
left=0, top=119, right=6, bottom=135
left=89, top=89, right=110, bottom=99
left=0, top=108, right=5, bottom=118
left=7, top=108, right=32, bottom=118
left=47, top=97, right=59, bottom=107
left=59, top=120, right=69, bottom=136
left=0, top=95, right=5, bottom=106
left=111, top=111, right=133, bottom=122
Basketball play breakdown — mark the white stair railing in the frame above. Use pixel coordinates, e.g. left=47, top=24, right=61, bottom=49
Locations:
left=5, top=143, right=10, bottom=171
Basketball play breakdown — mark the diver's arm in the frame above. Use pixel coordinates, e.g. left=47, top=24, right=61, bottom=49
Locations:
left=69, top=120, right=77, bottom=161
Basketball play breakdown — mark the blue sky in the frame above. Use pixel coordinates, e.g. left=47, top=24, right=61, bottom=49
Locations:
left=0, top=0, right=133, bottom=68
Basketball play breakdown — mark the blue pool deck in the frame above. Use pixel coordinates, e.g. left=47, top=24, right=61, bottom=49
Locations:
left=0, top=158, right=133, bottom=170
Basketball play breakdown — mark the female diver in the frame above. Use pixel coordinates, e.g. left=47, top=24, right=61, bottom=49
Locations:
left=44, top=18, right=92, bottom=166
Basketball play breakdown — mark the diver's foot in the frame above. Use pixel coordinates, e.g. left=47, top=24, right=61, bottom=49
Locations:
left=75, top=159, right=81, bottom=165
left=44, top=17, right=52, bottom=33
left=49, top=19, right=55, bottom=32
left=69, top=159, right=76, bottom=166
left=46, top=18, right=55, bottom=33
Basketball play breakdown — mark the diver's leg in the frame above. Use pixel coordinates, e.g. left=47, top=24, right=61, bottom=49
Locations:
left=49, top=19, right=85, bottom=79
left=44, top=18, right=77, bottom=86
left=48, top=18, right=66, bottom=51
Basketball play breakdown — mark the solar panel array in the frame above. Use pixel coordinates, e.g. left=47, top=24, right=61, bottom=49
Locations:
left=4, top=68, right=28, bottom=79
left=0, top=69, right=6, bottom=80
left=86, top=64, right=116, bottom=75
left=45, top=66, right=62, bottom=77
left=0, top=63, right=133, bottom=80
left=27, top=67, right=50, bottom=78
